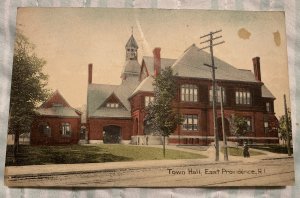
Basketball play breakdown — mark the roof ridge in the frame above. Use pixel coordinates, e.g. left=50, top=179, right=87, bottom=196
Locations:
left=89, top=83, right=119, bottom=87
left=40, top=90, right=72, bottom=108
left=172, top=43, right=199, bottom=68
left=142, top=55, right=176, bottom=61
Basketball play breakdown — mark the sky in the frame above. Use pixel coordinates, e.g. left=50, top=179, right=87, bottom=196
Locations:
left=16, top=8, right=290, bottom=116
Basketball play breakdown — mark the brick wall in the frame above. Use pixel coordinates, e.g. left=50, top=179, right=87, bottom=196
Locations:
left=31, top=116, right=81, bottom=145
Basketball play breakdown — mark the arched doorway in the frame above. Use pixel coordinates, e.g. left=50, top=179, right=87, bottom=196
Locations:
left=217, top=117, right=230, bottom=141
left=103, top=125, right=121, bottom=144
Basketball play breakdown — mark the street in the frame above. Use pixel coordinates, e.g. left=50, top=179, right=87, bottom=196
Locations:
left=5, top=157, right=294, bottom=187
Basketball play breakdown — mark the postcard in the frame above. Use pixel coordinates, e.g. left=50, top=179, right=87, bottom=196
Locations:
left=5, top=8, right=294, bottom=187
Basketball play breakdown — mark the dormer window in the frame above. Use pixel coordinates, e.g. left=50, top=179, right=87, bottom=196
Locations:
left=106, top=103, right=119, bottom=108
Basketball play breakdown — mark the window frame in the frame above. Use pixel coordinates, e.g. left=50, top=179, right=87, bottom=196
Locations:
left=264, top=121, right=269, bottom=133
left=181, top=114, right=199, bottom=131
left=106, top=102, right=120, bottom=108
left=209, top=85, right=226, bottom=104
left=180, top=84, right=198, bottom=102
left=145, top=96, right=154, bottom=107
left=38, top=122, right=51, bottom=137
left=61, top=123, right=71, bottom=137
left=235, top=89, right=251, bottom=105
left=266, top=102, right=270, bottom=112
left=246, top=118, right=253, bottom=132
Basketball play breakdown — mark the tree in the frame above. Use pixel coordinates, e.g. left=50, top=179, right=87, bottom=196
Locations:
left=278, top=109, right=292, bottom=146
left=228, top=115, right=248, bottom=146
left=9, top=31, right=50, bottom=159
left=146, top=67, right=182, bottom=157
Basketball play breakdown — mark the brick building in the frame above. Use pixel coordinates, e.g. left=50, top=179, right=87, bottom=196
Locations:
left=86, top=34, right=279, bottom=145
left=31, top=90, right=82, bottom=145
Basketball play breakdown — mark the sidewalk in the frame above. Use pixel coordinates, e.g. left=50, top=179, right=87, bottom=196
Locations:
left=5, top=157, right=239, bottom=178
left=5, top=145, right=292, bottom=178
left=136, top=144, right=291, bottom=162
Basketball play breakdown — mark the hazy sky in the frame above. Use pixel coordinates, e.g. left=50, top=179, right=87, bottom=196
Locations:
left=16, top=8, right=290, bottom=116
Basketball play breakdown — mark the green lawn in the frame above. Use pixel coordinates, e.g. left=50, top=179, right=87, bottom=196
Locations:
left=6, top=144, right=206, bottom=166
left=249, top=145, right=293, bottom=154
left=220, top=146, right=265, bottom=156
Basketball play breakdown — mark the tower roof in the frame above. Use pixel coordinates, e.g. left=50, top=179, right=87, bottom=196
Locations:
left=125, top=35, right=138, bottom=49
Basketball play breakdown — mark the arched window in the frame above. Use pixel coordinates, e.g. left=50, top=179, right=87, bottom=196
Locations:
left=180, top=84, right=198, bottom=102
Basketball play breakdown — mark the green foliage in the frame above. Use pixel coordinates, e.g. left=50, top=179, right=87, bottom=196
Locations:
left=250, top=145, right=293, bottom=154
left=228, top=115, right=248, bottom=138
left=220, top=147, right=265, bottom=156
left=6, top=145, right=206, bottom=166
left=9, top=32, right=50, bottom=144
left=278, top=109, right=292, bottom=143
left=146, top=67, right=182, bottom=137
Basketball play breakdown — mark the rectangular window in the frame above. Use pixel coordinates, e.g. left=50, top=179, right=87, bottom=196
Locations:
left=235, top=89, right=251, bottom=105
left=235, top=92, right=239, bottom=104
left=145, top=96, right=154, bottom=107
left=182, top=114, right=198, bottom=131
left=246, top=92, right=251, bottom=104
left=246, top=119, right=252, bottom=132
left=61, top=123, right=71, bottom=136
left=106, top=103, right=119, bottom=108
left=38, top=122, right=51, bottom=137
left=209, top=86, right=225, bottom=104
left=264, top=121, right=269, bottom=133
left=266, top=102, right=270, bottom=112
left=180, top=84, right=198, bottom=102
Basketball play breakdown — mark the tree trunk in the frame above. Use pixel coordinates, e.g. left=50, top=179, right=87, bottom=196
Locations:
left=163, top=136, right=166, bottom=158
left=13, top=130, right=20, bottom=163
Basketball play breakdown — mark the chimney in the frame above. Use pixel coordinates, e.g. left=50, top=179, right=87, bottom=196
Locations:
left=153, top=48, right=161, bottom=77
left=88, top=63, right=93, bottom=84
left=252, top=57, right=261, bottom=81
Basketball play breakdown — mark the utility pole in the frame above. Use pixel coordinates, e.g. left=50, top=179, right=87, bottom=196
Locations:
left=220, top=87, right=228, bottom=161
left=284, top=94, right=292, bottom=156
left=199, top=30, right=225, bottom=161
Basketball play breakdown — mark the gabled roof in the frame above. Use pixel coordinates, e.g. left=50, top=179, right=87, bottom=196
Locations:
left=99, top=92, right=124, bottom=108
left=40, top=90, right=71, bottom=108
left=125, top=35, right=138, bottom=49
left=261, top=84, right=275, bottom=99
left=87, top=78, right=140, bottom=118
left=36, top=107, right=80, bottom=118
left=37, top=90, right=80, bottom=118
left=142, top=56, right=176, bottom=76
left=132, top=44, right=275, bottom=98
left=172, top=44, right=259, bottom=83
left=89, top=107, right=131, bottom=118
left=132, top=76, right=154, bottom=96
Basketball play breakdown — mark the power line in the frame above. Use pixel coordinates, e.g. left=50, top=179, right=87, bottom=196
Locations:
left=199, top=30, right=225, bottom=162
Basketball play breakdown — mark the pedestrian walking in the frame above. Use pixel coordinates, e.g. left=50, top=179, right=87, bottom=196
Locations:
left=243, top=142, right=250, bottom=158
left=146, top=135, right=149, bottom=145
